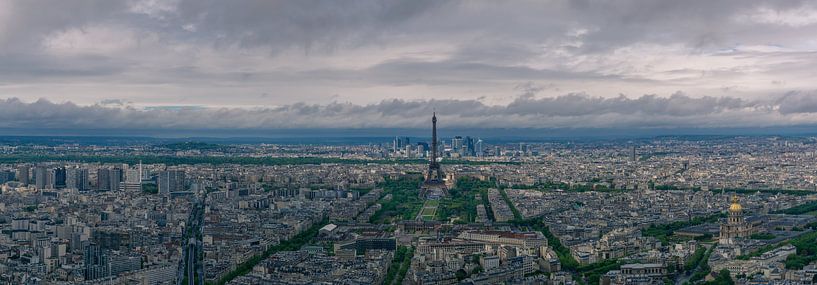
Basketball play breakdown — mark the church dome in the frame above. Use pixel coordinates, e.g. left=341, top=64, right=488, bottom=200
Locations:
left=728, top=195, right=742, bottom=212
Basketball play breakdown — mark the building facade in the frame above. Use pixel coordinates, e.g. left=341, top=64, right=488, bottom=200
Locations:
left=719, top=195, right=755, bottom=245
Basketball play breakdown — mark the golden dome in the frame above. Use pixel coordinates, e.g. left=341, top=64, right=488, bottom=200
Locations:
left=728, top=195, right=742, bottom=212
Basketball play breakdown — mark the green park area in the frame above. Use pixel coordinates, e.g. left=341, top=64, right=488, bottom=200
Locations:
left=775, top=200, right=817, bottom=215
left=436, top=177, right=496, bottom=223
left=420, top=200, right=439, bottom=221
left=383, top=246, right=414, bottom=285
left=369, top=175, right=425, bottom=224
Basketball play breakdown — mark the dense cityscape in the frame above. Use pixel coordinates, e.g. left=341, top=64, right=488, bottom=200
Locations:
left=4, top=0, right=817, bottom=284
left=0, top=114, right=816, bottom=285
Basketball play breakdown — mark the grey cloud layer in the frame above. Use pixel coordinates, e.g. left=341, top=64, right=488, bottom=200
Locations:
left=5, top=0, right=811, bottom=52
left=1, top=0, right=817, bottom=126
left=1, top=92, right=816, bottom=130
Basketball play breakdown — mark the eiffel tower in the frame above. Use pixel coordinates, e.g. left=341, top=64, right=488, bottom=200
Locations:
left=424, top=112, right=445, bottom=185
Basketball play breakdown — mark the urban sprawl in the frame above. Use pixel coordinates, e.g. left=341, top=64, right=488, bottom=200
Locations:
left=2, top=116, right=817, bottom=285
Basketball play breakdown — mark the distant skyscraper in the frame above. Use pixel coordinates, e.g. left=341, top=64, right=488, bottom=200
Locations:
left=109, top=168, right=123, bottom=191
left=417, top=142, right=429, bottom=152
left=393, top=136, right=410, bottom=153
left=83, top=243, right=110, bottom=280
left=34, top=166, right=49, bottom=189
left=66, top=168, right=76, bottom=189
left=465, top=136, right=475, bottom=156
left=53, top=167, right=66, bottom=189
left=66, top=168, right=90, bottom=191
left=519, top=143, right=528, bottom=156
left=451, top=136, right=463, bottom=149
left=0, top=170, right=14, bottom=184
left=95, top=168, right=123, bottom=191
left=475, top=139, right=484, bottom=157
left=46, top=168, right=57, bottom=189
left=17, top=165, right=29, bottom=186
left=97, top=169, right=110, bottom=191
left=122, top=168, right=142, bottom=192
left=631, top=145, right=637, bottom=162
left=158, top=170, right=185, bottom=194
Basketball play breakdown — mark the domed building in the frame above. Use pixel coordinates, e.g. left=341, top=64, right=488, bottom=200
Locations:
left=719, top=194, right=755, bottom=245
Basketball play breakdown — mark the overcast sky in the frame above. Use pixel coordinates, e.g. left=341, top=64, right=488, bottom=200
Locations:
left=1, top=0, right=817, bottom=131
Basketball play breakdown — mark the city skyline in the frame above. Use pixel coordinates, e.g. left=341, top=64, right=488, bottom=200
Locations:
left=2, top=132, right=817, bottom=284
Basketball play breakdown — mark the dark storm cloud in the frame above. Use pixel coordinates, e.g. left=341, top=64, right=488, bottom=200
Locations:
left=139, top=0, right=817, bottom=56
left=0, top=53, right=126, bottom=81
left=0, top=93, right=806, bottom=130
left=502, top=93, right=752, bottom=117
left=561, top=0, right=815, bottom=50
left=776, top=91, right=817, bottom=114
left=4, top=0, right=814, bottom=55
left=0, top=1, right=127, bottom=50
left=363, top=60, right=628, bottom=83
left=3, top=0, right=441, bottom=50
left=171, top=0, right=445, bottom=50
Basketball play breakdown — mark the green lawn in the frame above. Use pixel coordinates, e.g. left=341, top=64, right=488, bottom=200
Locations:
left=436, top=177, right=496, bottom=223
left=419, top=200, right=440, bottom=220
left=369, top=175, right=424, bottom=223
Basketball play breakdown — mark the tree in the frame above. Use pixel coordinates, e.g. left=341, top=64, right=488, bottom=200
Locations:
left=455, top=269, right=468, bottom=280
left=704, top=269, right=734, bottom=285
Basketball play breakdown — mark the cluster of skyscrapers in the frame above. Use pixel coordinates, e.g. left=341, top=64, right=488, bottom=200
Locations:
left=5, top=163, right=191, bottom=194
left=157, top=169, right=186, bottom=194
left=15, top=166, right=83, bottom=190
left=393, top=135, right=484, bottom=158
left=15, top=165, right=141, bottom=192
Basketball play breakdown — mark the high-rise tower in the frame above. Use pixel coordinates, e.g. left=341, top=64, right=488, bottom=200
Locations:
left=432, top=112, right=437, bottom=162
left=425, top=112, right=444, bottom=184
